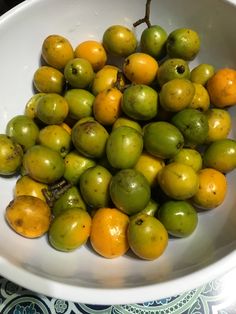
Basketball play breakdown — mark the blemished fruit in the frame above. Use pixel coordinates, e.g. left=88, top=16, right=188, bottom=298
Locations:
left=1, top=7, right=236, bottom=265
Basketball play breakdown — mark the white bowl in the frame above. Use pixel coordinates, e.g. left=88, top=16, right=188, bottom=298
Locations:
left=1, top=0, right=236, bottom=305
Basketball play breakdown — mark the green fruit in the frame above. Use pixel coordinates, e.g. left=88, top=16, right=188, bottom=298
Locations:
left=171, top=108, right=209, bottom=147
left=109, top=169, right=151, bottom=215
left=122, top=84, right=158, bottom=120
left=48, top=208, right=91, bottom=252
left=166, top=28, right=200, bottom=61
left=24, top=93, right=46, bottom=119
left=64, top=89, right=95, bottom=120
left=140, top=25, right=167, bottom=60
left=106, top=126, right=143, bottom=169
left=143, top=121, right=184, bottom=159
left=203, top=138, right=236, bottom=173
left=159, top=78, right=195, bottom=112
left=63, top=150, right=96, bottom=185
left=190, top=63, right=215, bottom=85
left=38, top=124, right=71, bottom=157
left=136, top=198, right=159, bottom=217
left=102, top=25, right=137, bottom=57
left=64, top=58, right=94, bottom=89
left=0, top=134, right=23, bottom=175
left=157, top=58, right=190, bottom=87
left=158, top=200, right=198, bottom=237
left=72, top=120, right=109, bottom=158
left=52, top=186, right=86, bottom=217
left=36, top=93, right=69, bottom=125
left=112, top=117, right=142, bottom=134
left=128, top=213, right=168, bottom=260
left=170, top=148, right=202, bottom=172
left=23, top=145, right=65, bottom=184
left=158, top=162, right=199, bottom=200
left=79, top=165, right=112, bottom=209
left=6, top=115, right=39, bottom=152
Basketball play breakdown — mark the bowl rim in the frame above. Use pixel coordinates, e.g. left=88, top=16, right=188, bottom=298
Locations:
left=1, top=250, right=236, bottom=304
left=1, top=0, right=236, bottom=305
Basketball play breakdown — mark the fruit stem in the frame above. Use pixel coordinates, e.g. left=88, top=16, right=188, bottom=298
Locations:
left=133, top=0, right=152, bottom=28
left=42, top=179, right=72, bottom=208
left=114, top=71, right=130, bottom=92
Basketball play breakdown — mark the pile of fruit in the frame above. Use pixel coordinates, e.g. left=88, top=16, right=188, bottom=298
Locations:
left=1, top=2, right=236, bottom=260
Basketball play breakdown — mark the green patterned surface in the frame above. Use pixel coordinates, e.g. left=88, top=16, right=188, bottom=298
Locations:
left=1, top=270, right=236, bottom=314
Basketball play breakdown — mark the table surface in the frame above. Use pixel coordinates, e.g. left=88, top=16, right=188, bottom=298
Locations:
left=1, top=1, right=236, bottom=313
left=1, top=268, right=236, bottom=313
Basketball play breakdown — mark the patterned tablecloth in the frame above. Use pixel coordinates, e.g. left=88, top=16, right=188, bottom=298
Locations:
left=1, top=268, right=236, bottom=314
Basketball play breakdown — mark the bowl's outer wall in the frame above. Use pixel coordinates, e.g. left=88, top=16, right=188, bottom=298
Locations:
left=0, top=0, right=236, bottom=305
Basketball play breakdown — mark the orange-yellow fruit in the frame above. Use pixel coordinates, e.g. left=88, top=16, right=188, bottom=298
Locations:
left=206, top=68, right=236, bottom=108
left=192, top=168, right=227, bottom=209
left=90, top=207, right=129, bottom=258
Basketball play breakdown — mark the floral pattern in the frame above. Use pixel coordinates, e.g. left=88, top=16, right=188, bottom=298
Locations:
left=1, top=272, right=236, bottom=314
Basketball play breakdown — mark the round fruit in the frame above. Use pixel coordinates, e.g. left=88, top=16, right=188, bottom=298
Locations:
left=102, top=25, right=137, bottom=57
left=128, top=213, right=168, bottom=260
left=23, top=145, right=65, bottom=184
left=122, top=84, right=158, bottom=120
left=166, top=28, right=200, bottom=61
left=112, top=117, right=142, bottom=134
left=0, top=134, right=23, bottom=175
left=14, top=175, right=47, bottom=201
left=188, top=83, right=210, bottom=111
left=143, top=121, right=184, bottom=159
left=206, top=68, right=236, bottom=108
left=170, top=148, right=202, bottom=172
left=93, top=87, right=122, bottom=125
left=71, top=120, right=109, bottom=158
left=74, top=40, right=107, bottom=72
left=52, top=186, right=86, bottom=217
left=6, top=115, right=39, bottom=152
left=205, top=108, right=231, bottom=143
left=5, top=195, right=51, bottom=238
left=37, top=124, right=71, bottom=157
left=159, top=78, right=195, bottom=112
left=36, top=93, right=69, bottom=125
left=63, top=150, right=96, bottom=185
left=192, top=168, right=227, bottom=209
left=171, top=108, right=209, bottom=147
left=48, top=208, right=91, bottom=252
left=24, top=93, right=46, bottom=119
left=90, top=207, right=129, bottom=258
left=64, top=89, right=95, bottom=120
left=91, top=65, right=125, bottom=96
left=134, top=152, right=165, bottom=187
left=64, top=57, right=94, bottom=89
left=140, top=25, right=167, bottom=60
left=79, top=165, right=112, bottom=209
left=109, top=169, right=151, bottom=215
left=158, top=200, right=198, bottom=237
left=190, top=63, right=215, bottom=85
left=33, top=66, right=65, bottom=94
left=106, top=126, right=143, bottom=169
left=123, top=52, right=158, bottom=85
left=203, top=138, right=236, bottom=173
left=158, top=162, right=199, bottom=200
left=157, top=58, right=190, bottom=87
left=42, top=34, right=74, bottom=70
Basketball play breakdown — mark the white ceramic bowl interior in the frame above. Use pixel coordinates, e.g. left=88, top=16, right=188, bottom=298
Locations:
left=1, top=0, right=236, bottom=305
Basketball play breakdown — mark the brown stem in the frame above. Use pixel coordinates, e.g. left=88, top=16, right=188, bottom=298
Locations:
left=114, top=71, right=130, bottom=92
left=133, top=0, right=152, bottom=28
left=42, top=179, right=72, bottom=208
